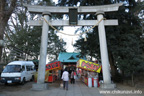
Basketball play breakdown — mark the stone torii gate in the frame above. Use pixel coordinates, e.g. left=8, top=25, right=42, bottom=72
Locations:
left=24, top=3, right=123, bottom=90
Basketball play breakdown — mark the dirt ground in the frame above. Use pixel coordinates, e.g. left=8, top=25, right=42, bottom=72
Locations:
left=116, top=83, right=144, bottom=93
left=0, top=81, right=34, bottom=92
left=0, top=80, right=62, bottom=90
left=0, top=81, right=61, bottom=96
left=0, top=81, right=143, bottom=96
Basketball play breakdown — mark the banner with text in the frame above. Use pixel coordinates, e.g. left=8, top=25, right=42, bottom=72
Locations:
left=46, top=61, right=62, bottom=71
left=77, top=59, right=101, bottom=73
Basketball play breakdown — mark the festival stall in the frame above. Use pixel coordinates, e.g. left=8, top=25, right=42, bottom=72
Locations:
left=76, top=59, right=101, bottom=87
left=45, top=61, right=62, bottom=82
left=34, top=61, right=62, bottom=82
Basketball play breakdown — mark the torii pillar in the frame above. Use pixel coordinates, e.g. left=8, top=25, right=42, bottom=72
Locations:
left=32, top=12, right=51, bottom=90
left=96, top=11, right=115, bottom=89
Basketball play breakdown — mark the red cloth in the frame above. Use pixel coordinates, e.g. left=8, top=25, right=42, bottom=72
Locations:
left=74, top=72, right=76, bottom=76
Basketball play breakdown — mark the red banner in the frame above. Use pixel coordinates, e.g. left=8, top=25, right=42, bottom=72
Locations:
left=46, top=61, right=62, bottom=71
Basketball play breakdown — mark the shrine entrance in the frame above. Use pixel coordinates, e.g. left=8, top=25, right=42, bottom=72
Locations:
left=24, top=3, right=123, bottom=90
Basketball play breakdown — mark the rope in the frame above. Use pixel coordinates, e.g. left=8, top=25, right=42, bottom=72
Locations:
left=42, top=17, right=105, bottom=37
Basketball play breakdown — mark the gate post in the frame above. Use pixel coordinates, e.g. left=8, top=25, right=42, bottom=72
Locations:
left=32, top=11, right=51, bottom=90
left=96, top=11, right=116, bottom=89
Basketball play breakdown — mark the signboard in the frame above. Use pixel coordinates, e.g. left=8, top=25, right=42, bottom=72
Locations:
left=77, top=59, right=101, bottom=73
left=46, top=61, right=62, bottom=71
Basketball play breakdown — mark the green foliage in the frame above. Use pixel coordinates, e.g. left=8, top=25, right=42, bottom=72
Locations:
left=47, top=30, right=66, bottom=61
left=74, top=27, right=100, bottom=60
left=4, top=0, right=66, bottom=61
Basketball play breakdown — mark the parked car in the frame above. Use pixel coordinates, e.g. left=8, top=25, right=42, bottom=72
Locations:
left=0, top=61, right=36, bottom=85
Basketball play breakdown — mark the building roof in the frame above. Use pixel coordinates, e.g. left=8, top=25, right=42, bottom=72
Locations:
left=58, top=52, right=86, bottom=63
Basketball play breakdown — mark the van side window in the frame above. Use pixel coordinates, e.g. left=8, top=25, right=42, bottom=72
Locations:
left=26, top=65, right=35, bottom=71
left=31, top=66, right=35, bottom=70
left=26, top=66, right=31, bottom=71
left=22, top=66, right=25, bottom=71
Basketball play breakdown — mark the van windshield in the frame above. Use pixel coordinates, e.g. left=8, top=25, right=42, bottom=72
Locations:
left=3, top=65, right=21, bottom=73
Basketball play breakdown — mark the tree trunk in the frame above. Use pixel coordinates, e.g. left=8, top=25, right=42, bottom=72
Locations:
left=121, top=70, right=125, bottom=83
left=0, top=17, right=6, bottom=62
left=131, top=72, right=134, bottom=86
left=109, top=52, right=117, bottom=77
left=0, top=0, right=17, bottom=62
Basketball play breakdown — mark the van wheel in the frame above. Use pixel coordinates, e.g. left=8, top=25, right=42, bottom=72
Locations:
left=21, top=78, right=25, bottom=85
left=31, top=75, right=34, bottom=81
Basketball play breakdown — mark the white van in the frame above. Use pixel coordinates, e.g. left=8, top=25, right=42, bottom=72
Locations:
left=0, top=61, right=36, bottom=85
